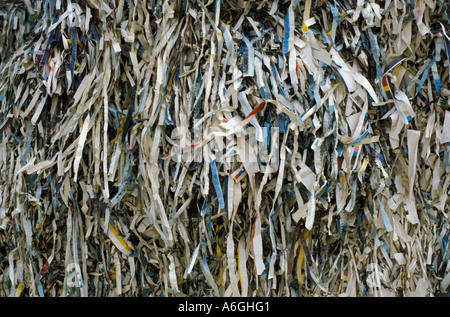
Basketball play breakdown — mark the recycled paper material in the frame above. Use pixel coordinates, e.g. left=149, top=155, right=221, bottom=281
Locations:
left=0, top=0, right=449, bottom=298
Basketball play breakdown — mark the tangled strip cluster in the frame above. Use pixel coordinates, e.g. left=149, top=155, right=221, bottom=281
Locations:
left=0, top=0, right=449, bottom=297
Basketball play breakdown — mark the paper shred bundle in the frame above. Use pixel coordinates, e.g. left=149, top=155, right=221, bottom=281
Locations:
left=0, top=0, right=449, bottom=297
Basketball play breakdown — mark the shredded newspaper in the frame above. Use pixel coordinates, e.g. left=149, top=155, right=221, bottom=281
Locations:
left=0, top=0, right=449, bottom=297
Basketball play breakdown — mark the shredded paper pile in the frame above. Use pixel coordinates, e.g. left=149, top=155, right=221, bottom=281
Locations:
left=0, top=0, right=449, bottom=297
